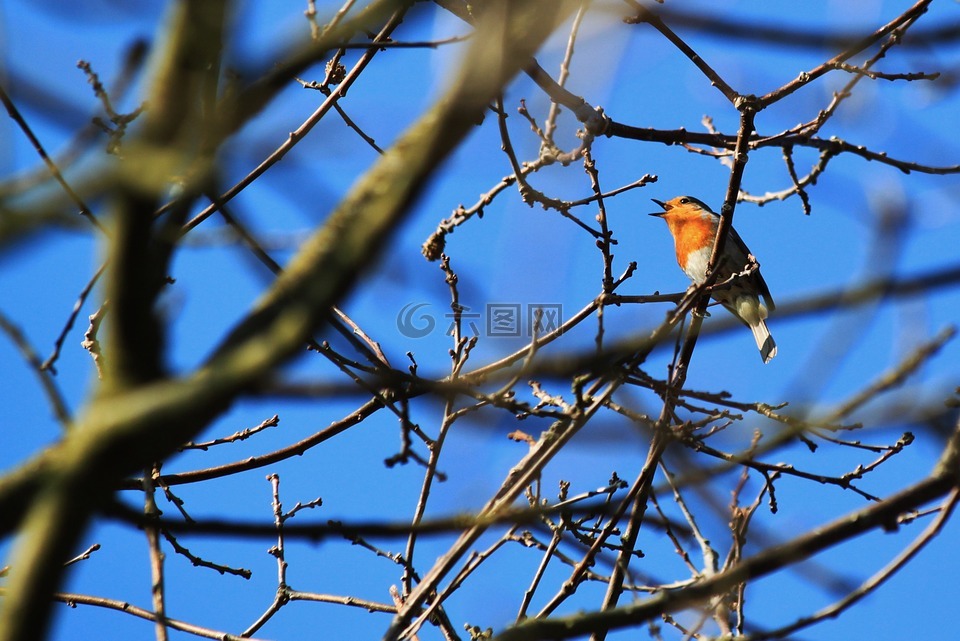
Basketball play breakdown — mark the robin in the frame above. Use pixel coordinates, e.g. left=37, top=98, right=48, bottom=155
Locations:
left=650, top=196, right=777, bottom=363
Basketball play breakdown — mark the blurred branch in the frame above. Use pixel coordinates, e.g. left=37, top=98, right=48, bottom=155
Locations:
left=2, top=2, right=958, bottom=639
left=120, top=297, right=603, bottom=491
left=385, top=281, right=721, bottom=640
left=220, top=0, right=411, bottom=137
left=180, top=3, right=409, bottom=234
left=826, top=327, right=957, bottom=421
left=0, top=310, right=71, bottom=428
left=636, top=5, right=959, bottom=50
left=114, top=262, right=960, bottom=505
left=0, top=84, right=104, bottom=232
left=496, top=417, right=960, bottom=641
left=0, top=2, right=232, bottom=637
left=564, top=262, right=960, bottom=384
left=495, top=0, right=958, bottom=179
left=0, top=39, right=147, bottom=198
left=586, top=102, right=758, bottom=641
left=743, top=487, right=960, bottom=640
left=0, top=4, right=578, bottom=641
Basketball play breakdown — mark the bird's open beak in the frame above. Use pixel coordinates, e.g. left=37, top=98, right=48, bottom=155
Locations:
left=649, top=198, right=667, bottom=217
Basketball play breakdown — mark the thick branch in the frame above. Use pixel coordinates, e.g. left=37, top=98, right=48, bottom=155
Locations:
left=0, top=3, right=576, bottom=640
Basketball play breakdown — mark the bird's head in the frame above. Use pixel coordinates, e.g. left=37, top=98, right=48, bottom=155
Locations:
left=650, top=196, right=715, bottom=219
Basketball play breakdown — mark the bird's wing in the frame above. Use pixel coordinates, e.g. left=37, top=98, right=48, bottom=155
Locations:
left=727, top=226, right=776, bottom=311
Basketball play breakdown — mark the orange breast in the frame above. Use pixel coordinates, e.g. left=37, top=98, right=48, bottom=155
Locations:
left=665, top=215, right=717, bottom=272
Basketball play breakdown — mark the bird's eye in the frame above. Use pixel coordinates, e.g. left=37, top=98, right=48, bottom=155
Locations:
left=679, top=197, right=689, bottom=204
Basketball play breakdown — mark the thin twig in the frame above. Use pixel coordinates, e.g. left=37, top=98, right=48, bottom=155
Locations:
left=0, top=83, right=104, bottom=232
left=0, top=310, right=72, bottom=427
left=180, top=415, right=280, bottom=451
left=143, top=466, right=169, bottom=641
left=0, top=589, right=268, bottom=641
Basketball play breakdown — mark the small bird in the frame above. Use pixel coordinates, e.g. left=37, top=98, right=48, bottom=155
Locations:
left=650, top=196, right=777, bottom=363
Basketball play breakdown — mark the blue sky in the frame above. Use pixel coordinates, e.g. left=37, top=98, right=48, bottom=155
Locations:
left=2, top=1, right=960, bottom=640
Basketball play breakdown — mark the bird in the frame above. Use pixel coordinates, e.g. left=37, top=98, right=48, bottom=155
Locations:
left=650, top=195, right=777, bottom=363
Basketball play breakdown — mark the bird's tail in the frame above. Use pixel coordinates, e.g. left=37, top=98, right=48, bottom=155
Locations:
left=749, top=319, right=777, bottom=364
